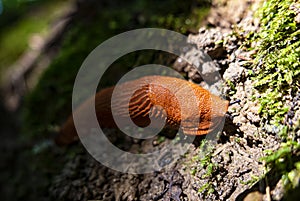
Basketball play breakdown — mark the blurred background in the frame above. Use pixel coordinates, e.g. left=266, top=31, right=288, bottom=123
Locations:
left=0, top=0, right=211, bottom=200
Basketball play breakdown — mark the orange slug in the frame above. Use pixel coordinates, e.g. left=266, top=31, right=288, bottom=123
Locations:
left=55, top=75, right=229, bottom=145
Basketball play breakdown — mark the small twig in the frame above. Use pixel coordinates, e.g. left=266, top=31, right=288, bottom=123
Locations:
left=229, top=99, right=241, bottom=106
left=153, top=170, right=182, bottom=201
left=236, top=55, right=255, bottom=62
left=265, top=175, right=271, bottom=201
left=262, top=160, right=271, bottom=201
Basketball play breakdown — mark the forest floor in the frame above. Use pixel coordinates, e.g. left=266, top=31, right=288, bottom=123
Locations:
left=1, top=0, right=299, bottom=201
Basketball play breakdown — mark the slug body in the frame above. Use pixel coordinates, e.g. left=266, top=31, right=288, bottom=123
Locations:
left=56, top=75, right=229, bottom=145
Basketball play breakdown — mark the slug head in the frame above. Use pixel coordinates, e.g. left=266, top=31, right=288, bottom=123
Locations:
left=181, top=93, right=229, bottom=135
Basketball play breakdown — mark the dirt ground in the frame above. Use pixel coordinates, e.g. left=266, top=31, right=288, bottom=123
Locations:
left=1, top=0, right=299, bottom=201
left=48, top=0, right=289, bottom=200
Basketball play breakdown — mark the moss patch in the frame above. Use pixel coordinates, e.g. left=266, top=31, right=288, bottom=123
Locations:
left=244, top=0, right=300, bottom=195
left=247, top=0, right=300, bottom=127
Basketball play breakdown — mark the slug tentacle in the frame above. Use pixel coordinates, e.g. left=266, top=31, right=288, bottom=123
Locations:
left=56, top=75, right=229, bottom=145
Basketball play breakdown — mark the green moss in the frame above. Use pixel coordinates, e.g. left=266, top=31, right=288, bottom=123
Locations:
left=198, top=182, right=215, bottom=194
left=240, top=175, right=261, bottom=186
left=262, top=140, right=300, bottom=191
left=22, top=19, right=107, bottom=137
left=189, top=140, right=217, bottom=195
left=241, top=0, right=300, bottom=195
left=226, top=80, right=237, bottom=95
left=248, top=0, right=300, bottom=127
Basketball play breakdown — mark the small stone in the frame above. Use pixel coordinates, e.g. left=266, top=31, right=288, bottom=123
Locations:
left=237, top=116, right=247, bottom=124
left=246, top=112, right=260, bottom=123
left=249, top=105, right=260, bottom=115
left=244, top=191, right=263, bottom=201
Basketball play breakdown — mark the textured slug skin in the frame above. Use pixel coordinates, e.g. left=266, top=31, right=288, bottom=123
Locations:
left=56, top=75, right=229, bottom=145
